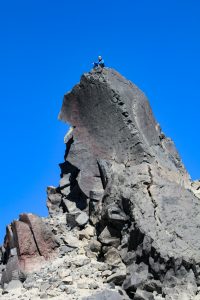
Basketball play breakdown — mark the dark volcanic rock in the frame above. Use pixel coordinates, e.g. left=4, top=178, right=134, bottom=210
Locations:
left=123, top=262, right=149, bottom=291
left=59, top=68, right=190, bottom=188
left=1, top=67, right=199, bottom=299
left=58, top=68, right=200, bottom=298
left=46, top=186, right=62, bottom=215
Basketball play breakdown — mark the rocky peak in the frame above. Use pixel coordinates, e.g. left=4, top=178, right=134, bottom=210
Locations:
left=1, top=68, right=200, bottom=300
left=59, top=68, right=190, bottom=193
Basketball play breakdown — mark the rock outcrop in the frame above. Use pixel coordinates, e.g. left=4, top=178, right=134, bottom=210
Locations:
left=1, top=67, right=200, bottom=300
left=1, top=214, right=58, bottom=287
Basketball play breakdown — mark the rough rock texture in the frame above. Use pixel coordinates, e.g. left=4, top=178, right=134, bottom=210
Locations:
left=59, top=68, right=190, bottom=191
left=58, top=68, right=200, bottom=299
left=1, top=214, right=58, bottom=286
left=0, top=217, right=126, bottom=300
left=1, top=67, right=200, bottom=300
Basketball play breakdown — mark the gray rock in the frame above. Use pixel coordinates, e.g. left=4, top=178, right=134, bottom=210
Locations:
left=58, top=71, right=199, bottom=296
left=89, top=190, right=104, bottom=201
left=39, top=69, right=200, bottom=297
left=10, top=248, right=17, bottom=257
left=59, top=174, right=70, bottom=192
left=123, top=263, right=149, bottom=291
left=97, top=159, right=112, bottom=189
left=57, top=68, right=200, bottom=296
left=66, top=211, right=80, bottom=228
left=143, top=279, right=162, bottom=294
left=89, top=240, right=101, bottom=253
left=89, top=199, right=102, bottom=226
left=134, top=289, right=154, bottom=300
left=59, top=68, right=190, bottom=187
left=46, top=186, right=62, bottom=215
left=98, top=226, right=121, bottom=247
left=40, top=293, right=49, bottom=299
left=79, top=224, right=96, bottom=240
left=62, top=198, right=77, bottom=213
left=162, top=267, right=197, bottom=299
left=88, top=282, right=99, bottom=289
left=1, top=256, right=20, bottom=286
left=73, top=255, right=90, bottom=267
left=120, top=250, right=136, bottom=266
left=104, top=247, right=122, bottom=266
left=82, top=289, right=126, bottom=300
left=62, top=275, right=73, bottom=284
left=107, top=271, right=126, bottom=286
left=59, top=245, right=74, bottom=255
left=3, top=279, right=23, bottom=292
left=75, top=211, right=89, bottom=227
left=40, top=282, right=51, bottom=292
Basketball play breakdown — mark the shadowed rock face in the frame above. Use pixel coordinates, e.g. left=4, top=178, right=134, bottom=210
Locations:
left=58, top=68, right=200, bottom=299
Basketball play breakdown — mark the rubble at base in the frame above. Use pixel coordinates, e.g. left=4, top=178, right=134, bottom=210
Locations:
left=0, top=217, right=126, bottom=300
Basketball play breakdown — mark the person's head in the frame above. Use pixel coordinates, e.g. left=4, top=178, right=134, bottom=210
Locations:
left=98, top=56, right=102, bottom=61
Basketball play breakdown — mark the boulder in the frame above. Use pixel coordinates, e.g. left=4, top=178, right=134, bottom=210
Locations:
left=62, top=198, right=77, bottom=213
left=1, top=213, right=58, bottom=286
left=104, top=247, right=122, bottom=266
left=98, top=226, right=121, bottom=248
left=19, top=213, right=58, bottom=259
left=123, top=263, right=149, bottom=292
left=134, top=289, right=154, bottom=300
left=75, top=211, right=89, bottom=227
left=162, top=268, right=197, bottom=300
left=66, top=210, right=89, bottom=228
left=46, top=186, right=62, bottom=215
left=82, top=289, right=126, bottom=300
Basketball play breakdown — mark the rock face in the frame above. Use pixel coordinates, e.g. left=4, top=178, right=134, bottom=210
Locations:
left=0, top=67, right=200, bottom=300
left=58, top=68, right=200, bottom=299
left=1, top=214, right=58, bottom=286
left=59, top=68, right=190, bottom=192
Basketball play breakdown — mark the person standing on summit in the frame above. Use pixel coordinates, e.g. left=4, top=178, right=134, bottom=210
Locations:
left=93, top=56, right=105, bottom=68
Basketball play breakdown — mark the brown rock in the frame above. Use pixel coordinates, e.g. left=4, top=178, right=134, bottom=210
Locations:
left=1, top=213, right=58, bottom=285
left=19, top=213, right=58, bottom=259
left=12, top=220, right=38, bottom=257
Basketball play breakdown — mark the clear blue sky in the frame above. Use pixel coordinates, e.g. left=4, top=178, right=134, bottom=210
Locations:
left=0, top=0, right=199, bottom=242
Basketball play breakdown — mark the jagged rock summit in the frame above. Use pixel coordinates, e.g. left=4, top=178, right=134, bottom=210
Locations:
left=59, top=68, right=190, bottom=190
left=1, top=67, right=200, bottom=300
left=58, top=68, right=200, bottom=299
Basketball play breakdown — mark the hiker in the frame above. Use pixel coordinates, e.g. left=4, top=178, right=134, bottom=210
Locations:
left=93, top=56, right=105, bottom=68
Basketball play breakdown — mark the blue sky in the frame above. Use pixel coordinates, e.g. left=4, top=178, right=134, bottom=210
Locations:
left=0, top=0, right=199, bottom=242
